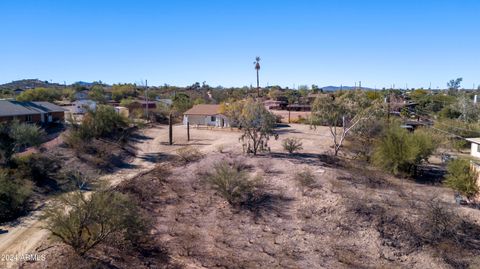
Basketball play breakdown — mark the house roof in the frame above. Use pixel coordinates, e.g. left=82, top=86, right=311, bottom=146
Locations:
left=466, top=138, right=480, bottom=144
left=0, top=100, right=67, bottom=117
left=184, top=104, right=222, bottom=115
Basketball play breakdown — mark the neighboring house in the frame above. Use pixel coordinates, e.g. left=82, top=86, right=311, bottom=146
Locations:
left=466, top=138, right=480, bottom=159
left=70, top=99, right=97, bottom=114
left=74, top=90, right=89, bottom=100
left=156, top=98, right=173, bottom=107
left=128, top=100, right=157, bottom=110
left=13, top=89, right=24, bottom=95
left=465, top=138, right=480, bottom=201
left=115, top=106, right=129, bottom=118
left=0, top=100, right=66, bottom=124
left=264, top=100, right=287, bottom=110
left=183, top=104, right=230, bottom=127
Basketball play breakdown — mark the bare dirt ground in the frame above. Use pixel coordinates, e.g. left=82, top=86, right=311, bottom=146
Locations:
left=10, top=124, right=480, bottom=268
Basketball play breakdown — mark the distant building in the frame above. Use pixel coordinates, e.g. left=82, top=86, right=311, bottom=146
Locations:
left=0, top=100, right=66, bottom=124
left=464, top=138, right=480, bottom=202
left=128, top=100, right=157, bottom=110
left=70, top=99, right=97, bottom=114
left=13, top=89, right=24, bottom=95
left=74, top=90, right=89, bottom=100
left=264, top=100, right=287, bottom=110
left=183, top=104, right=229, bottom=127
left=156, top=98, right=173, bottom=107
left=115, top=106, right=129, bottom=118
left=466, top=138, right=480, bottom=159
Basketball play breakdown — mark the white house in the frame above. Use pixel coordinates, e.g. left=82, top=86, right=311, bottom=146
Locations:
left=183, top=104, right=230, bottom=127
left=466, top=138, right=480, bottom=159
left=465, top=138, right=480, bottom=201
left=71, top=99, right=97, bottom=114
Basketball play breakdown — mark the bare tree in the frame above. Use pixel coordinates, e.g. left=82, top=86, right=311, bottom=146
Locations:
left=311, top=92, right=382, bottom=156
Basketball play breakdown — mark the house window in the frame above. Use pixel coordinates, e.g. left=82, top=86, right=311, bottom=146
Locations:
left=477, top=144, right=480, bottom=153
left=211, top=116, right=216, bottom=122
left=26, top=115, right=32, bottom=122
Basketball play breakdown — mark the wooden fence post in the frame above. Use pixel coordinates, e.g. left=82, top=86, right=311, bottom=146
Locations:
left=169, top=113, right=173, bottom=145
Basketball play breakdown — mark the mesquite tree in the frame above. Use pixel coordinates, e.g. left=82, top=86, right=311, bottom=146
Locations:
left=233, top=99, right=277, bottom=155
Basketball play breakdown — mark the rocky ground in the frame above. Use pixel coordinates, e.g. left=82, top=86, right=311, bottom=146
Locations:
left=17, top=124, right=480, bottom=269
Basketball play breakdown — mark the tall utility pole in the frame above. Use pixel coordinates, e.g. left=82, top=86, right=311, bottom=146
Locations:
left=144, top=79, right=149, bottom=121
left=359, top=81, right=361, bottom=90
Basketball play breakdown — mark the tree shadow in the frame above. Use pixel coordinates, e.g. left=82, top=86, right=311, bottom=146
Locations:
left=138, top=152, right=177, bottom=164
left=414, top=164, right=445, bottom=185
left=239, top=191, right=294, bottom=220
left=269, top=152, right=341, bottom=167
left=129, top=133, right=154, bottom=143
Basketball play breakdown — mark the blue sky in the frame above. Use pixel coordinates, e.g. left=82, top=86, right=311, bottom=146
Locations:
left=0, top=0, right=479, bottom=89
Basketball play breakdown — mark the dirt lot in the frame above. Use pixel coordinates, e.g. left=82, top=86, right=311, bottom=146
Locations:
left=15, top=124, right=480, bottom=269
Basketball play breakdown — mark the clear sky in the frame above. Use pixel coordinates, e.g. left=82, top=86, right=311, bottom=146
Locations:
left=1, top=0, right=479, bottom=89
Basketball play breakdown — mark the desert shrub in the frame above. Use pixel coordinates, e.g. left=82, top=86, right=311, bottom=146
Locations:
left=294, top=168, right=316, bottom=188
left=42, top=189, right=149, bottom=257
left=83, top=105, right=129, bottom=138
left=373, top=126, right=437, bottom=176
left=9, top=121, right=45, bottom=150
left=176, top=146, right=204, bottom=163
left=14, top=153, right=61, bottom=186
left=63, top=129, right=87, bottom=151
left=0, top=170, right=32, bottom=222
left=69, top=105, right=129, bottom=143
left=205, top=161, right=261, bottom=205
left=257, top=158, right=274, bottom=174
left=451, top=138, right=468, bottom=152
left=282, top=137, right=303, bottom=154
left=0, top=121, right=45, bottom=164
left=444, top=159, right=479, bottom=200
left=216, top=144, right=226, bottom=153
left=422, top=200, right=460, bottom=243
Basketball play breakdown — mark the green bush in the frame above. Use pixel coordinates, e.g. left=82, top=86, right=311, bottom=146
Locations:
left=9, top=121, right=45, bottom=149
left=0, top=170, right=32, bottom=222
left=205, top=161, right=260, bottom=205
left=14, top=154, right=60, bottom=185
left=444, top=159, right=479, bottom=200
left=42, top=190, right=148, bottom=256
left=282, top=137, right=303, bottom=154
left=68, top=105, right=129, bottom=143
left=373, top=126, right=437, bottom=176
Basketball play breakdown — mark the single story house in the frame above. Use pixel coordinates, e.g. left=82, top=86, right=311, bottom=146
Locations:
left=0, top=100, right=67, bottom=124
left=183, top=104, right=230, bottom=127
left=466, top=138, right=480, bottom=159
left=70, top=99, right=97, bottom=114
left=128, top=100, right=157, bottom=110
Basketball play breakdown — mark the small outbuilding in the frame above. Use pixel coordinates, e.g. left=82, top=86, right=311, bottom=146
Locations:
left=183, top=104, right=230, bottom=127
left=466, top=138, right=480, bottom=159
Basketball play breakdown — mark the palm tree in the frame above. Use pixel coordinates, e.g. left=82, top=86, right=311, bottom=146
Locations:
left=254, top=57, right=261, bottom=97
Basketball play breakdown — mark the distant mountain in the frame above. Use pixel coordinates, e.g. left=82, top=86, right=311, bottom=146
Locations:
left=321, top=86, right=374, bottom=91
left=0, top=79, right=64, bottom=90
left=74, top=81, right=95, bottom=87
